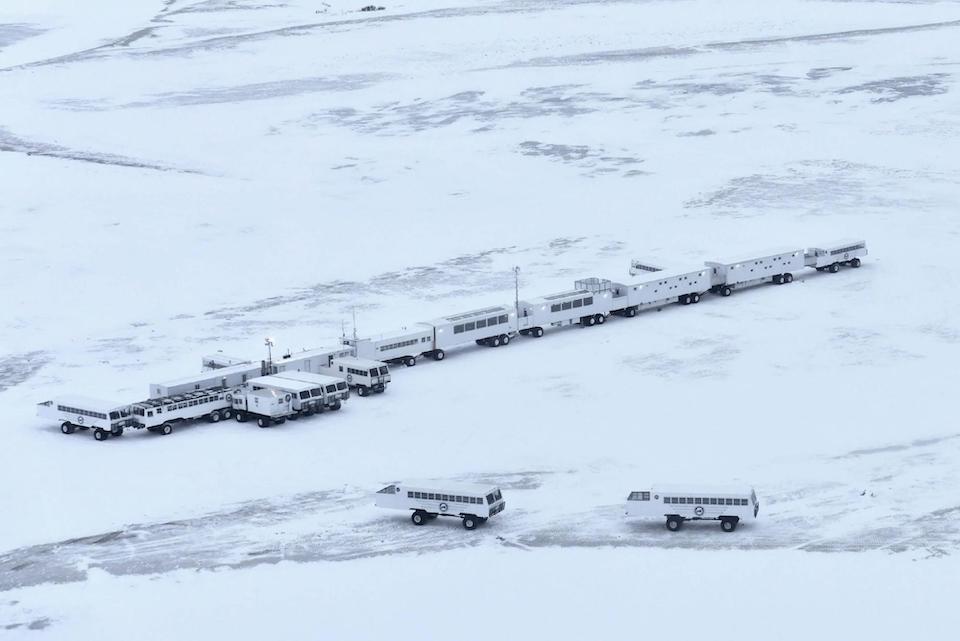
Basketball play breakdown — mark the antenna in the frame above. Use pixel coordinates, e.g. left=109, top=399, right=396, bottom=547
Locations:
left=514, top=266, right=520, bottom=319
left=264, top=337, right=275, bottom=373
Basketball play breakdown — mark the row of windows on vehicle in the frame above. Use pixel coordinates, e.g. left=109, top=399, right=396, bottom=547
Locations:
left=663, top=497, right=749, bottom=506
left=379, top=338, right=422, bottom=351
left=58, top=406, right=108, bottom=420
left=549, top=296, right=594, bottom=313
left=453, top=314, right=509, bottom=334
left=830, top=245, right=864, bottom=255
left=408, top=491, right=485, bottom=504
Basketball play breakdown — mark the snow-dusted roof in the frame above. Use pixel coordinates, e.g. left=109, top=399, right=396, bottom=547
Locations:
left=649, top=484, right=755, bottom=497
left=272, top=371, right=345, bottom=385
left=402, top=479, right=502, bottom=495
left=806, top=239, right=866, bottom=251
left=706, top=247, right=803, bottom=266
left=630, top=266, right=708, bottom=284
left=157, top=361, right=260, bottom=386
left=51, top=395, right=126, bottom=412
left=248, top=375, right=314, bottom=392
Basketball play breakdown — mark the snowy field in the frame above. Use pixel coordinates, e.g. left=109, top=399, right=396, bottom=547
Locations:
left=2, top=0, right=960, bottom=638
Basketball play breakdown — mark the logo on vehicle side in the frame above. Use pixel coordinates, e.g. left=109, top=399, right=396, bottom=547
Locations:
left=77, top=416, right=84, bottom=424
left=694, top=506, right=704, bottom=516
left=439, top=503, right=448, bottom=512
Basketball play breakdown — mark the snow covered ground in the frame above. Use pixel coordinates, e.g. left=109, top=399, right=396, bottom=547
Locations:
left=2, top=0, right=960, bottom=638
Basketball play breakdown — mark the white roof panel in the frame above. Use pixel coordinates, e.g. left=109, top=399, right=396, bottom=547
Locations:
left=650, top=484, right=755, bottom=496
left=248, top=375, right=314, bottom=391
left=157, top=362, right=261, bottom=386
left=806, top=239, right=866, bottom=251
left=402, top=479, right=502, bottom=495
left=273, top=371, right=345, bottom=386
left=630, top=266, right=708, bottom=284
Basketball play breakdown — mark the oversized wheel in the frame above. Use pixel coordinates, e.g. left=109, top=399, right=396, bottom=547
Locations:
left=357, top=386, right=369, bottom=397
left=691, top=293, right=701, bottom=304
left=584, top=315, right=596, bottom=326
left=463, top=516, right=478, bottom=530
left=111, top=426, right=124, bottom=437
left=221, top=409, right=232, bottom=420
left=404, top=356, right=416, bottom=367
left=720, top=286, right=732, bottom=297
left=533, top=327, right=544, bottom=337
left=784, top=272, right=794, bottom=283
left=721, top=518, right=738, bottom=532
left=411, top=511, right=427, bottom=526
left=331, top=401, right=342, bottom=411
left=773, top=274, right=783, bottom=285
left=160, top=423, right=173, bottom=436
left=61, top=422, right=75, bottom=435
left=851, top=257, right=862, bottom=268
left=666, top=516, right=682, bottom=532
left=475, top=339, right=485, bottom=346
left=828, top=263, right=840, bottom=273
left=680, top=295, right=690, bottom=305
left=93, top=428, right=108, bottom=441
left=625, top=308, right=637, bottom=317
left=235, top=411, right=247, bottom=422
left=432, top=349, right=445, bottom=361
left=595, top=314, right=605, bottom=325
left=288, top=413, right=299, bottom=420
left=210, top=411, right=221, bottom=423
left=257, top=417, right=270, bottom=429
left=500, top=334, right=510, bottom=345
left=490, top=336, right=501, bottom=347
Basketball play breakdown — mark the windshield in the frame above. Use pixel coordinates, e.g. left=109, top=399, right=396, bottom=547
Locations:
left=494, top=489, right=502, bottom=501
left=379, top=366, right=389, bottom=375
left=486, top=493, right=495, bottom=505
left=369, top=368, right=379, bottom=377
left=336, top=382, right=347, bottom=390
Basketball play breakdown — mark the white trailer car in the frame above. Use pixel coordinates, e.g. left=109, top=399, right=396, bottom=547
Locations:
left=326, top=357, right=391, bottom=396
left=246, top=375, right=322, bottom=416
left=517, top=283, right=615, bottom=336
left=272, top=371, right=350, bottom=409
left=626, top=485, right=760, bottom=532
left=130, top=388, right=233, bottom=436
left=374, top=481, right=506, bottom=530
left=705, top=247, right=804, bottom=297
left=231, top=387, right=294, bottom=428
left=343, top=326, right=436, bottom=367
left=37, top=395, right=133, bottom=442
left=150, top=361, right=262, bottom=398
left=269, top=346, right=354, bottom=374
left=623, top=267, right=712, bottom=311
left=804, top=239, right=867, bottom=273
left=270, top=346, right=391, bottom=396
left=428, top=305, right=518, bottom=352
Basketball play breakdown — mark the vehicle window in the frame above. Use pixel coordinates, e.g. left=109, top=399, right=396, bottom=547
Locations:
left=725, top=499, right=733, bottom=505
left=572, top=299, right=583, bottom=308
left=455, top=496, right=463, bottom=503
left=407, top=492, right=413, bottom=498
left=584, top=297, right=593, bottom=305
left=465, top=322, right=475, bottom=331
left=498, top=315, right=508, bottom=324
left=710, top=498, right=718, bottom=505
left=663, top=496, right=669, bottom=504
left=109, top=411, right=119, bottom=420
left=679, top=497, right=687, bottom=504
left=379, top=367, right=389, bottom=375
left=561, top=301, right=572, bottom=310
left=551, top=304, right=561, bottom=313
left=494, top=490, right=502, bottom=500
left=299, top=392, right=310, bottom=399
left=369, top=369, right=378, bottom=377
left=326, top=385, right=336, bottom=393
left=337, top=383, right=347, bottom=390
left=486, top=493, right=495, bottom=505
left=476, top=319, right=486, bottom=329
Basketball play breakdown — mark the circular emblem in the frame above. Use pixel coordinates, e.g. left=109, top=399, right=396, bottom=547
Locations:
left=654, top=494, right=659, bottom=500
left=347, top=374, right=353, bottom=383
left=284, top=394, right=291, bottom=402
left=76, top=415, right=84, bottom=425
left=694, top=506, right=704, bottom=516
left=226, top=393, right=233, bottom=402
left=439, top=502, right=448, bottom=513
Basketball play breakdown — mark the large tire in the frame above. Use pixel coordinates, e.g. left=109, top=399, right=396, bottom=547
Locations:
left=257, top=417, right=270, bottom=429
left=720, top=286, right=732, bottom=297
left=432, top=349, right=445, bottom=361
left=94, top=428, right=108, bottom=441
left=490, top=336, right=501, bottom=347
left=463, top=516, right=478, bottom=530
left=288, top=413, right=298, bottom=420
left=583, top=315, right=595, bottom=327
left=625, top=307, right=637, bottom=318
left=111, top=426, right=124, bottom=437
left=721, top=518, right=738, bottom=532
left=851, top=257, right=862, bottom=268
left=829, top=263, right=840, bottom=273
left=357, top=386, right=369, bottom=397
left=404, top=356, right=416, bottom=367
left=235, top=411, right=247, bottom=423
left=61, top=422, right=75, bottom=435
left=773, top=274, right=783, bottom=285
left=691, top=293, right=701, bottom=304
left=210, top=411, right=221, bottom=423
left=533, top=326, right=544, bottom=337
left=595, top=314, right=605, bottom=325
left=500, top=334, right=510, bottom=346
left=680, top=295, right=690, bottom=305
left=221, top=409, right=232, bottom=420
left=666, top=516, right=682, bottom=532
left=784, top=272, right=794, bottom=283
left=331, top=401, right=342, bottom=411
left=411, top=511, right=427, bottom=526
left=160, top=423, right=173, bottom=436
